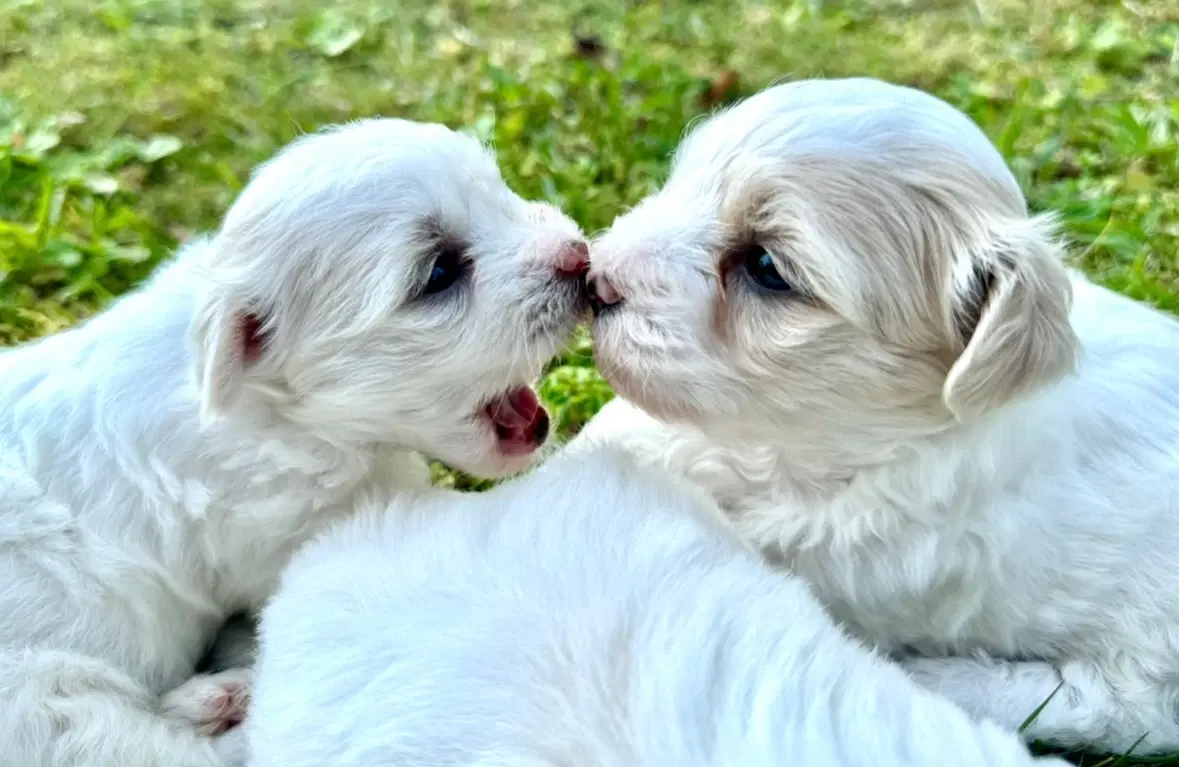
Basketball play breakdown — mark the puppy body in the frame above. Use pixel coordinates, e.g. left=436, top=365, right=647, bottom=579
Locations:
left=0, top=248, right=399, bottom=766
left=577, top=306, right=1179, bottom=752
left=579, top=77, right=1179, bottom=753
left=0, top=119, right=586, bottom=766
left=248, top=448, right=1066, bottom=767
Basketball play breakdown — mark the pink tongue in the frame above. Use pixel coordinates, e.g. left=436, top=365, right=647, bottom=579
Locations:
left=490, top=387, right=540, bottom=429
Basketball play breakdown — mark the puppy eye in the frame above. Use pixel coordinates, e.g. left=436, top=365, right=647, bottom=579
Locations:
left=742, top=246, right=791, bottom=292
left=423, top=247, right=467, bottom=295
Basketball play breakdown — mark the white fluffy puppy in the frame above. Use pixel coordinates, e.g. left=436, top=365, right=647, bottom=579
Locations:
left=0, top=118, right=588, bottom=767
left=577, top=76, right=1179, bottom=754
left=247, top=447, right=1066, bottom=767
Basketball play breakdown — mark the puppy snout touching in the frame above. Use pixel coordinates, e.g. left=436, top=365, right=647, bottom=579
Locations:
left=554, top=239, right=591, bottom=278
left=587, top=273, right=621, bottom=317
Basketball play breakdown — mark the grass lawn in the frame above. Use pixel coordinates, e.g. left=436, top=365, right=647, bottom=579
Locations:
left=1, top=0, right=1176, bottom=762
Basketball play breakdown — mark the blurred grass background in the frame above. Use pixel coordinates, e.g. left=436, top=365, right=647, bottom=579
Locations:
left=0, top=1, right=1176, bottom=762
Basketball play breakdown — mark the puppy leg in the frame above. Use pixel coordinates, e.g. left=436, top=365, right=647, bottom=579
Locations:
left=161, top=668, right=254, bottom=736
left=0, top=648, right=241, bottom=767
left=901, top=655, right=1179, bottom=754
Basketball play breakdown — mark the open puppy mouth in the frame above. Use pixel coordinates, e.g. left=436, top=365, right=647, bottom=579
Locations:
left=481, top=386, right=551, bottom=456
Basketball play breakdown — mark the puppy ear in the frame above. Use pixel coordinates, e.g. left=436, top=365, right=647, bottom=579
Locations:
left=191, top=293, right=268, bottom=423
left=942, top=216, right=1079, bottom=420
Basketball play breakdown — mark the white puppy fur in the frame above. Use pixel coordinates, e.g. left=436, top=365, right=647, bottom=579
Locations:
left=0, top=118, right=587, bottom=766
left=247, top=447, right=1066, bottom=767
left=577, top=76, right=1179, bottom=754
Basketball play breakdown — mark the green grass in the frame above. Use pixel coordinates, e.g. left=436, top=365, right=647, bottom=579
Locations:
left=1, top=0, right=1176, bottom=762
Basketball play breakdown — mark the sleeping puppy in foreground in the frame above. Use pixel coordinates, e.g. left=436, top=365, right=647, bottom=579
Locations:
left=247, top=447, right=1066, bottom=767
left=0, top=118, right=588, bottom=766
left=575, top=75, right=1179, bottom=754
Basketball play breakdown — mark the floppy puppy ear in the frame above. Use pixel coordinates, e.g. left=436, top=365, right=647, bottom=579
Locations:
left=942, top=216, right=1079, bottom=420
left=190, top=292, right=268, bottom=423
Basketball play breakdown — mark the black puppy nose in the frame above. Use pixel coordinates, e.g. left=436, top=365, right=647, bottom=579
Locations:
left=586, top=274, right=621, bottom=317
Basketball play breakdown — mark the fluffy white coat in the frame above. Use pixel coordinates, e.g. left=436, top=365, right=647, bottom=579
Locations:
left=577, top=76, right=1179, bottom=754
left=0, top=118, right=586, bottom=766
left=248, top=448, right=1067, bottom=767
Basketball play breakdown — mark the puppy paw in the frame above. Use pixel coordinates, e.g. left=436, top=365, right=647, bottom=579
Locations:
left=161, top=668, right=254, bottom=736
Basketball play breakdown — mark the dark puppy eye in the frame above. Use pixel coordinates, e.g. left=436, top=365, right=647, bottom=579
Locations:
left=424, top=246, right=467, bottom=295
left=742, top=246, right=791, bottom=292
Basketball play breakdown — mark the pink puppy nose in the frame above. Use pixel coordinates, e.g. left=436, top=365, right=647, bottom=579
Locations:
left=586, top=273, right=621, bottom=316
left=555, top=240, right=591, bottom=278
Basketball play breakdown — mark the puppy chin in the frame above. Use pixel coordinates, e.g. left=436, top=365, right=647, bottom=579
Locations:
left=592, top=334, right=712, bottom=425
left=429, top=434, right=545, bottom=480
left=595, top=361, right=702, bottom=426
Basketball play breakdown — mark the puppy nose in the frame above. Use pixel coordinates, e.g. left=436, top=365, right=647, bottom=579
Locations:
left=586, top=273, right=621, bottom=317
left=554, top=240, right=590, bottom=278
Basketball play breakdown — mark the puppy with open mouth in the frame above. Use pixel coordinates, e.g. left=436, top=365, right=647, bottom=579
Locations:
left=574, top=77, right=1179, bottom=755
left=0, top=118, right=587, bottom=766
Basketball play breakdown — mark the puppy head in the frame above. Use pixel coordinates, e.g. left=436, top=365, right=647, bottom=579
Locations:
left=589, top=78, right=1078, bottom=450
left=190, top=118, right=588, bottom=478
